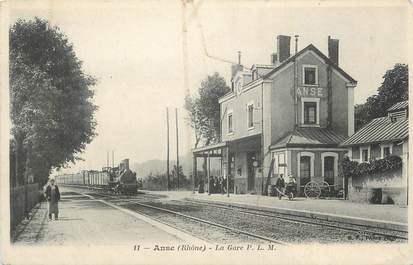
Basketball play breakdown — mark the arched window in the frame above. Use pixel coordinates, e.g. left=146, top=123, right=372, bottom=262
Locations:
left=300, top=156, right=311, bottom=185
left=321, top=152, right=338, bottom=185
left=297, top=152, right=314, bottom=187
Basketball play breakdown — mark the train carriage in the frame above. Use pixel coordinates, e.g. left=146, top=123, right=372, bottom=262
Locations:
left=55, top=158, right=138, bottom=194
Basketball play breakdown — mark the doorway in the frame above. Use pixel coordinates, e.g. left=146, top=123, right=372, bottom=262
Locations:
left=247, top=152, right=256, bottom=192
left=300, top=155, right=311, bottom=194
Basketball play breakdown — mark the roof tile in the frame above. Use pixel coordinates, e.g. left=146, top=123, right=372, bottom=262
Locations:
left=271, top=127, right=346, bottom=149
left=340, top=117, right=408, bottom=146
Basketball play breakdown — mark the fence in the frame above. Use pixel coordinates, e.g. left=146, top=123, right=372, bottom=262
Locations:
left=10, top=183, right=40, bottom=231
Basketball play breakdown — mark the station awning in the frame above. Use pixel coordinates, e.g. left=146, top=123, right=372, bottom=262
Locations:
left=192, top=141, right=228, bottom=156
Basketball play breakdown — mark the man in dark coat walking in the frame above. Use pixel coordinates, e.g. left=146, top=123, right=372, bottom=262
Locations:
left=45, top=178, right=61, bottom=221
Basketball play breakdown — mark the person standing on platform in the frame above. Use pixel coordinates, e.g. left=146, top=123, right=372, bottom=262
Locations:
left=45, top=178, right=61, bottom=221
left=275, top=174, right=286, bottom=200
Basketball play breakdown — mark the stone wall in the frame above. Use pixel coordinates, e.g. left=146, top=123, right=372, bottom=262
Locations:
left=348, top=168, right=407, bottom=205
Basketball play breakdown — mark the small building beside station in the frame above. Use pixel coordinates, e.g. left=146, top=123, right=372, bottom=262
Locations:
left=340, top=101, right=409, bottom=205
left=193, top=35, right=357, bottom=196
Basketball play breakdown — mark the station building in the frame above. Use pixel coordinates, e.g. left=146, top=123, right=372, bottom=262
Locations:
left=193, top=35, right=357, bottom=195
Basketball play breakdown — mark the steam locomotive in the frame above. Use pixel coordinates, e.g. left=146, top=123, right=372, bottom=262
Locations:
left=55, top=158, right=138, bottom=195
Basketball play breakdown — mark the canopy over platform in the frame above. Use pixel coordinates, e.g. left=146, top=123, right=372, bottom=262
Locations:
left=192, top=141, right=228, bottom=157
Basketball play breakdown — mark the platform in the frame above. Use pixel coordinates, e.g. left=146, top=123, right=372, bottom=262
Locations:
left=12, top=187, right=187, bottom=245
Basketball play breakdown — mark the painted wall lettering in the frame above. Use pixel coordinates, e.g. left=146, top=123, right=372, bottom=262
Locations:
left=296, top=87, right=326, bottom=98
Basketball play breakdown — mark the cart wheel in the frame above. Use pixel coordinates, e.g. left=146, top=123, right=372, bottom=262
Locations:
left=320, top=181, right=331, bottom=196
left=304, top=181, right=321, bottom=198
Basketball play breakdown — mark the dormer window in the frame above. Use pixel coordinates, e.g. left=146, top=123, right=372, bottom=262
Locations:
left=389, top=110, right=407, bottom=122
left=303, top=65, right=318, bottom=85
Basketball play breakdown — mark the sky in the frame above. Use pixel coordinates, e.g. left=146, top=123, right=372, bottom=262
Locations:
left=9, top=0, right=409, bottom=174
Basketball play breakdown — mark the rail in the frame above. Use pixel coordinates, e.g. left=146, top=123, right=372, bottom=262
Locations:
left=184, top=199, right=407, bottom=240
left=86, top=191, right=288, bottom=245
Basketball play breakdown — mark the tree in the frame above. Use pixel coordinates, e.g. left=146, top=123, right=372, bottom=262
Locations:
left=184, top=72, right=230, bottom=147
left=170, top=165, right=190, bottom=189
left=142, top=172, right=168, bottom=190
left=184, top=72, right=230, bottom=186
left=355, top=64, right=408, bottom=130
left=10, top=18, right=97, bottom=186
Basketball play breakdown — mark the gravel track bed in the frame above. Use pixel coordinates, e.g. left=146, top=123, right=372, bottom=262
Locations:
left=119, top=198, right=404, bottom=244
left=122, top=204, right=267, bottom=244
left=79, top=190, right=405, bottom=244
left=184, top=200, right=407, bottom=240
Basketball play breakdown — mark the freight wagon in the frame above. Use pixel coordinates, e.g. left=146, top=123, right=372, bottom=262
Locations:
left=55, top=158, right=138, bottom=194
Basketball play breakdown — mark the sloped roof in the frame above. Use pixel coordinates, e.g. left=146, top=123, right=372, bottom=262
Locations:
left=219, top=43, right=357, bottom=103
left=263, top=44, right=357, bottom=84
left=387, top=100, right=408, bottom=112
left=270, top=127, right=347, bottom=149
left=340, top=117, right=408, bottom=147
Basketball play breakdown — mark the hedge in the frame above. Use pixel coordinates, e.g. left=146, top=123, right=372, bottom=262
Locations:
left=341, top=155, right=402, bottom=179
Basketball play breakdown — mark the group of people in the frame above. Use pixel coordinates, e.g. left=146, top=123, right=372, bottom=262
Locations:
left=274, top=174, right=297, bottom=199
left=43, top=177, right=61, bottom=221
left=208, top=176, right=227, bottom=194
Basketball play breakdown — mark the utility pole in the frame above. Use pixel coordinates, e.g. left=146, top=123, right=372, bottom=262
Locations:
left=166, top=107, right=170, bottom=191
left=107, top=151, right=109, bottom=167
left=112, top=150, right=114, bottom=168
left=175, top=108, right=180, bottom=191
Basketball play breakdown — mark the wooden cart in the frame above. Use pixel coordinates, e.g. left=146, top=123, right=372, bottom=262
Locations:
left=303, top=180, right=339, bottom=199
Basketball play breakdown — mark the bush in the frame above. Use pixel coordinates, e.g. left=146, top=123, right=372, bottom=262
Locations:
left=341, top=155, right=402, bottom=178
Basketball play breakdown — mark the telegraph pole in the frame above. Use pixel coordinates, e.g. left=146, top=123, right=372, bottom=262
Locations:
left=112, top=150, right=114, bottom=168
left=175, top=108, right=180, bottom=190
left=166, top=108, right=170, bottom=191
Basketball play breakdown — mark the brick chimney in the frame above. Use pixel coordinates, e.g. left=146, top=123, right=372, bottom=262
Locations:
left=328, top=36, right=339, bottom=65
left=277, top=35, right=291, bottom=63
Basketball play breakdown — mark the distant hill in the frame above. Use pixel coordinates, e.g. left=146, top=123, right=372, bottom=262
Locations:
left=131, top=152, right=221, bottom=178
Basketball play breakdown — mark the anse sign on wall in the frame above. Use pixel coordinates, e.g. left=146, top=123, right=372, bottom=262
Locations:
left=296, top=86, right=326, bottom=98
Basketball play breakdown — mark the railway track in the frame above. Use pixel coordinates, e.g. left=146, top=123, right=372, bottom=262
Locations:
left=182, top=199, right=408, bottom=241
left=82, top=190, right=288, bottom=245
left=68, top=186, right=407, bottom=243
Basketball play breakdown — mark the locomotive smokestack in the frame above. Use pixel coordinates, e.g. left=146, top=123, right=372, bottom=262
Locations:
left=122, top=159, right=130, bottom=170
